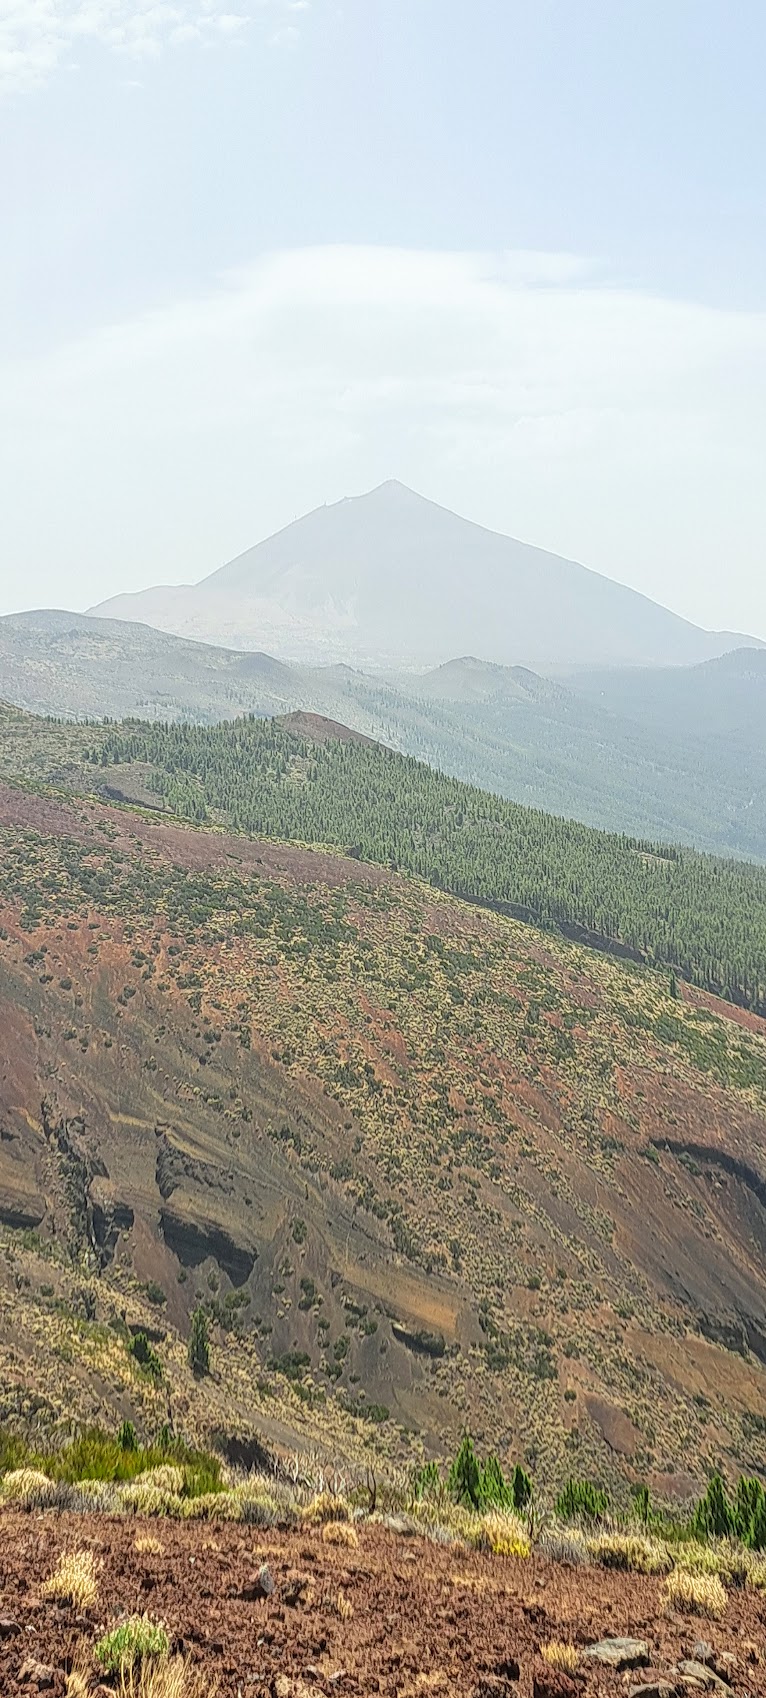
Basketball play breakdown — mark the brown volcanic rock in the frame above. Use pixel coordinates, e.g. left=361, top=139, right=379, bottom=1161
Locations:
left=277, top=711, right=377, bottom=746
left=3, top=1513, right=766, bottom=1698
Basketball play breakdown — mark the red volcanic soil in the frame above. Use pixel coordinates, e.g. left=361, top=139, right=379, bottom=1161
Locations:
left=0, top=779, right=390, bottom=893
left=278, top=712, right=378, bottom=746
left=2, top=1513, right=766, bottom=1697
left=681, top=981, right=766, bottom=1038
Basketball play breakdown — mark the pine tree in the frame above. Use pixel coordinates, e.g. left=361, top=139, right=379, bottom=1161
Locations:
left=188, top=1306, right=210, bottom=1378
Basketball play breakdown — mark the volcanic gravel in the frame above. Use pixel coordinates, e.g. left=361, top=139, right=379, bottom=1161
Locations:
left=3, top=1512, right=766, bottom=1697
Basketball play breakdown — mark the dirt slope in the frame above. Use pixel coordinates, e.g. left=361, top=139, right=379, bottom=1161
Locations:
left=3, top=780, right=766, bottom=1490
left=3, top=1511, right=766, bottom=1698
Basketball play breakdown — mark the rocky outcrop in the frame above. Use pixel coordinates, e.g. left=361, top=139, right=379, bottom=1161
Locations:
left=156, top=1132, right=234, bottom=1201
left=89, top=1178, right=135, bottom=1266
left=0, top=1194, right=46, bottom=1230
left=390, top=1320, right=446, bottom=1358
left=160, top=1205, right=256, bottom=1286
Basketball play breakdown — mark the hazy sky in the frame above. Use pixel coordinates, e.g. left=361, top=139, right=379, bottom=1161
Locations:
left=2, top=1, right=766, bottom=634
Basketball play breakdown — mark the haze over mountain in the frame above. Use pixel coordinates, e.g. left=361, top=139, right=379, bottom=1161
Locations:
left=3, top=610, right=766, bottom=860
left=89, top=482, right=762, bottom=670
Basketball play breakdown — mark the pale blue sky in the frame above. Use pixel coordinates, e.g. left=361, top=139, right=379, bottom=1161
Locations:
left=2, top=2, right=766, bottom=630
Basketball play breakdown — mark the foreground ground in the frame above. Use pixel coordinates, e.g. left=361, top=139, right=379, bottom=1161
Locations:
left=2, top=1511, right=766, bottom=1698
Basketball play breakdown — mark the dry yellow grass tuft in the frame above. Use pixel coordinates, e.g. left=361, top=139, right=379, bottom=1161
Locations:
left=322, top=1519, right=359, bottom=1548
left=588, top=1530, right=671, bottom=1575
left=335, top=1588, right=354, bottom=1621
left=302, top=1491, right=350, bottom=1525
left=135, top=1534, right=164, bottom=1555
left=116, top=1657, right=217, bottom=1698
left=663, top=1567, right=727, bottom=1618
left=65, top=1646, right=95, bottom=1697
left=541, top=1642, right=579, bottom=1673
left=0, top=1467, right=58, bottom=1509
left=479, top=1510, right=531, bottom=1559
left=43, top=1548, right=100, bottom=1611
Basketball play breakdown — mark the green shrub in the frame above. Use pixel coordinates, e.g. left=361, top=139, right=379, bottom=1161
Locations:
left=188, top=1307, right=210, bottom=1378
left=118, top=1420, right=138, bottom=1452
left=129, top=1332, right=163, bottom=1381
left=734, top=1476, right=766, bottom=1550
left=448, top=1434, right=481, bottom=1509
left=95, top=1614, right=169, bottom=1673
left=0, top=1427, right=30, bottom=1473
left=412, top=1460, right=441, bottom=1500
left=631, top=1483, right=652, bottom=1526
left=555, top=1477, right=609, bottom=1523
left=693, top=1473, right=735, bottom=1541
left=415, top=1443, right=533, bottom=1515
left=32, top=1424, right=221, bottom=1497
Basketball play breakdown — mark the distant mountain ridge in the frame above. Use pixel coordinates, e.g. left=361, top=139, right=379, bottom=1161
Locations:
left=2, top=609, right=766, bottom=859
left=89, top=481, right=763, bottom=669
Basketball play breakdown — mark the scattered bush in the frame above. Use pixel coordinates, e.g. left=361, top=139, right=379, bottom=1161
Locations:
left=479, top=1509, right=531, bottom=1558
left=662, top=1568, right=727, bottom=1618
left=538, top=1526, right=591, bottom=1566
left=95, top=1614, right=170, bottom=1675
left=588, top=1531, right=671, bottom=1575
left=322, top=1520, right=359, bottom=1548
left=116, top=1467, right=187, bottom=1518
left=303, top=1490, right=350, bottom=1525
left=555, top=1477, right=609, bottom=1523
left=42, top=1548, right=100, bottom=1610
left=0, top=1467, right=58, bottom=1509
left=672, top=1539, right=729, bottom=1578
left=114, top=1655, right=215, bottom=1697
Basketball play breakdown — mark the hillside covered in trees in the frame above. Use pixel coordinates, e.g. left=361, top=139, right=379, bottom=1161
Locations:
left=92, top=715, right=766, bottom=1013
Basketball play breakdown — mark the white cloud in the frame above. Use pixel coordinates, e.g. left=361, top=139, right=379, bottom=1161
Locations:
left=2, top=244, right=766, bottom=634
left=0, top=0, right=297, bottom=90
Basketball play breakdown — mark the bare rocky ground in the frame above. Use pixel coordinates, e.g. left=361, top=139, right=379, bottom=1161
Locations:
left=2, top=1512, right=766, bottom=1698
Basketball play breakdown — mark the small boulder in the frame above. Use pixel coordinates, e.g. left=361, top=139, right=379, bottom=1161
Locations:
left=283, top=1571, right=312, bottom=1607
left=628, top=1685, right=676, bottom=1698
left=18, top=1659, right=56, bottom=1690
left=532, top=1666, right=579, bottom=1698
left=0, top=1617, right=21, bottom=1638
left=382, top=1513, right=417, bottom=1537
left=583, top=1639, right=649, bottom=1671
left=241, top=1562, right=275, bottom=1600
left=677, top=1661, right=729, bottom=1691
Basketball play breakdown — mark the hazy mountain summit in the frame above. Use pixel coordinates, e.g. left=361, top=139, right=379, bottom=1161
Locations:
left=90, top=481, right=760, bottom=669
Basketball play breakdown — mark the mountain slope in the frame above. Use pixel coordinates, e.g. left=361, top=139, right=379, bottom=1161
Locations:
left=3, top=611, right=766, bottom=860
left=4, top=759, right=766, bottom=1491
left=89, top=481, right=763, bottom=668
left=0, top=609, right=300, bottom=723
left=91, top=712, right=766, bottom=1011
left=566, top=646, right=766, bottom=747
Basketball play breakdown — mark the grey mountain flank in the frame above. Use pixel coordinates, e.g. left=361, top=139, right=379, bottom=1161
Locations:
left=89, top=480, right=762, bottom=669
